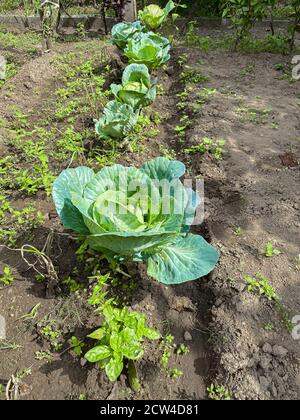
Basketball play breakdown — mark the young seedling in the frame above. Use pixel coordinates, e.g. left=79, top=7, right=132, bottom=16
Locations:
left=88, top=273, right=114, bottom=311
left=233, top=226, right=242, bottom=237
left=207, top=384, right=232, bottom=401
left=176, top=343, right=190, bottom=356
left=85, top=305, right=160, bottom=383
left=71, top=336, right=84, bottom=357
left=0, top=266, right=15, bottom=288
left=263, top=323, right=274, bottom=332
left=260, top=242, right=281, bottom=257
left=159, top=334, right=183, bottom=379
left=39, top=321, right=62, bottom=351
left=245, top=273, right=292, bottom=333
left=245, top=273, right=279, bottom=301
left=63, top=277, right=84, bottom=293
left=185, top=137, right=226, bottom=160
left=35, top=351, right=53, bottom=362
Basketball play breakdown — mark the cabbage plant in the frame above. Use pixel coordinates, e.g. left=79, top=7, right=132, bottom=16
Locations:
left=95, top=100, right=139, bottom=140
left=110, top=64, right=157, bottom=110
left=138, top=1, right=176, bottom=31
left=124, top=32, right=171, bottom=70
left=111, top=21, right=144, bottom=51
left=52, top=157, right=219, bottom=285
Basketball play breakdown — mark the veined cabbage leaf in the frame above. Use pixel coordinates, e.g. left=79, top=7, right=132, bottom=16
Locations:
left=124, top=32, right=171, bottom=71
left=111, top=21, right=144, bottom=51
left=95, top=100, right=139, bottom=140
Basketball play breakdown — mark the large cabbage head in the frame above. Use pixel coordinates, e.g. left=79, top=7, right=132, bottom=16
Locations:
left=95, top=100, right=139, bottom=140
left=111, top=21, right=144, bottom=51
left=52, top=157, right=219, bottom=285
left=138, top=1, right=175, bottom=30
left=110, top=64, right=157, bottom=110
left=124, top=32, right=171, bottom=71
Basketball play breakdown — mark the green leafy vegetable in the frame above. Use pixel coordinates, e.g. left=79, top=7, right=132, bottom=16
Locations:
left=111, top=21, right=144, bottom=51
left=111, top=64, right=157, bottom=110
left=95, top=100, right=139, bottom=140
left=124, top=32, right=171, bottom=70
left=138, top=1, right=176, bottom=31
left=85, top=306, right=160, bottom=381
left=52, top=157, right=219, bottom=285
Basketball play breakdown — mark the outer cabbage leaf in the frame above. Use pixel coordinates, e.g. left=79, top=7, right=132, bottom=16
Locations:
left=111, top=21, right=144, bottom=50
left=140, top=157, right=185, bottom=181
left=86, top=231, right=179, bottom=257
left=95, top=100, right=139, bottom=140
left=124, top=33, right=171, bottom=70
left=52, top=166, right=94, bottom=234
left=145, top=234, right=220, bottom=284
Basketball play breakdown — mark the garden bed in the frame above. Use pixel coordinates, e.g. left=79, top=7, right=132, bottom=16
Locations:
left=0, top=23, right=299, bottom=400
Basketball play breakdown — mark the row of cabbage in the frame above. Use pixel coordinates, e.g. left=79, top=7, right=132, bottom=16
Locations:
left=52, top=2, right=220, bottom=286
left=95, top=1, right=176, bottom=140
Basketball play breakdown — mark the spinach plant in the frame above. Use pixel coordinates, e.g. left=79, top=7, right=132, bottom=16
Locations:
left=85, top=305, right=160, bottom=381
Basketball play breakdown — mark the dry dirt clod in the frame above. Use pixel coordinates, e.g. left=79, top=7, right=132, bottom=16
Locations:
left=262, top=343, right=273, bottom=354
left=170, top=296, right=197, bottom=313
left=272, top=345, right=288, bottom=358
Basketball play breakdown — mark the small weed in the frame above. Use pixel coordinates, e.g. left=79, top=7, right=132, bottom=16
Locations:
left=0, top=195, right=44, bottom=245
left=0, top=265, right=15, bottom=287
left=240, top=64, right=256, bottom=78
left=35, top=351, right=53, bottom=362
left=207, top=384, right=232, bottom=401
left=185, top=137, right=226, bottom=160
left=159, top=146, right=176, bottom=160
left=71, top=336, right=84, bottom=357
left=180, top=66, right=209, bottom=84
left=169, top=368, right=183, bottom=379
left=260, top=242, right=281, bottom=258
left=263, top=323, right=275, bottom=332
left=245, top=273, right=279, bottom=301
left=160, top=334, right=183, bottom=379
left=294, top=255, right=300, bottom=270
left=236, top=106, right=273, bottom=124
left=245, top=273, right=292, bottom=333
left=176, top=343, right=190, bottom=355
left=63, top=277, right=84, bottom=294
left=233, top=226, right=242, bottom=237
left=39, top=321, right=63, bottom=351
